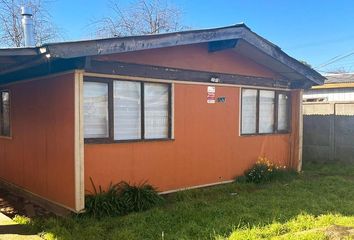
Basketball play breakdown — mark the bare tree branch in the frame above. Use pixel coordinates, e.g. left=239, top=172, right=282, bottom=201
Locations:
left=91, top=0, right=188, bottom=38
left=0, top=0, right=62, bottom=47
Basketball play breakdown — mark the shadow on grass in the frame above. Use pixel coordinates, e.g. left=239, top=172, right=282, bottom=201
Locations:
left=17, top=162, right=354, bottom=240
left=0, top=224, right=37, bottom=235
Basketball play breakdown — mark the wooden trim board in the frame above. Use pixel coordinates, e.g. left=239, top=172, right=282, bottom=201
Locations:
left=74, top=70, right=85, bottom=212
left=297, top=90, right=303, bottom=172
left=312, top=82, right=354, bottom=89
left=160, top=180, right=234, bottom=195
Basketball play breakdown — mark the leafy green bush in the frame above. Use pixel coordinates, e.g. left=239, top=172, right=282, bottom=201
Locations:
left=84, top=178, right=164, bottom=218
left=85, top=178, right=123, bottom=218
left=244, top=162, right=275, bottom=184
left=239, top=157, right=295, bottom=184
left=118, top=181, right=165, bottom=213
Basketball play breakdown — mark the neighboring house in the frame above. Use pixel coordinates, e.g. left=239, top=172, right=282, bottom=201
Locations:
left=303, top=73, right=354, bottom=163
left=303, top=73, right=354, bottom=102
left=0, top=24, right=324, bottom=213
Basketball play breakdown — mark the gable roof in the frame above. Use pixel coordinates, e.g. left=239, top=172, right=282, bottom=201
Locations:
left=325, top=73, right=354, bottom=84
left=0, top=23, right=325, bottom=87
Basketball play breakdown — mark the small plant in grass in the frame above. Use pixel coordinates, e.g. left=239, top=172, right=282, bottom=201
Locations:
left=118, top=181, right=165, bottom=213
left=84, top=178, right=164, bottom=218
left=85, top=178, right=123, bottom=218
left=240, top=156, right=290, bottom=184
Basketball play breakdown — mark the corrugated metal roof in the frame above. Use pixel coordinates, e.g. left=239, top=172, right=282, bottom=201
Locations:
left=325, top=73, right=354, bottom=84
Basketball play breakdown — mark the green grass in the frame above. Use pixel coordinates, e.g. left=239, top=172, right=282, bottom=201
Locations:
left=15, top=162, right=354, bottom=240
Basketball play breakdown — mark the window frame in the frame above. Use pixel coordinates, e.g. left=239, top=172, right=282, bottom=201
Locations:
left=0, top=89, right=12, bottom=138
left=84, top=77, right=172, bottom=144
left=83, top=78, right=112, bottom=142
left=240, top=88, right=291, bottom=136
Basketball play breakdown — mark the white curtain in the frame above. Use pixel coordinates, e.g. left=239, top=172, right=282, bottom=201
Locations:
left=83, top=82, right=109, bottom=138
left=259, top=90, right=275, bottom=133
left=277, top=93, right=289, bottom=131
left=1, top=91, right=10, bottom=136
left=241, top=89, right=257, bottom=134
left=144, top=83, right=169, bottom=139
left=114, top=81, right=141, bottom=140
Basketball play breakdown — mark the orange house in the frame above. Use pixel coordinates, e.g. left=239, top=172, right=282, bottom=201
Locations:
left=0, top=24, right=324, bottom=213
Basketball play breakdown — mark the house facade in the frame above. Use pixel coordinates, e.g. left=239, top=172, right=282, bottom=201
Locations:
left=304, top=73, right=354, bottom=102
left=0, top=24, right=324, bottom=212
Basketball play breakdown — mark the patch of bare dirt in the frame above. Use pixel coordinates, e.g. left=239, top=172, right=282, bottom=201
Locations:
left=0, top=187, right=53, bottom=219
left=325, top=225, right=354, bottom=240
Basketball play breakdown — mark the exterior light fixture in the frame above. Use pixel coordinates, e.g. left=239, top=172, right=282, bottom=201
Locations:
left=210, top=77, right=220, bottom=83
left=39, top=47, right=47, bottom=54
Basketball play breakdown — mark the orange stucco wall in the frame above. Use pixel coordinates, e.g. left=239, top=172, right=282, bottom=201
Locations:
left=85, top=84, right=299, bottom=192
left=0, top=73, right=76, bottom=209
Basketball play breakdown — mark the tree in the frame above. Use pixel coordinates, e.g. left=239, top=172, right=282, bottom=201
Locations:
left=299, top=60, right=312, bottom=68
left=0, top=0, right=61, bottom=47
left=93, top=0, right=187, bottom=38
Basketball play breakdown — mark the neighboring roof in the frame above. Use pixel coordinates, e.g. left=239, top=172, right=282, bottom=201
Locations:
left=0, top=23, right=325, bottom=87
left=325, top=73, right=354, bottom=84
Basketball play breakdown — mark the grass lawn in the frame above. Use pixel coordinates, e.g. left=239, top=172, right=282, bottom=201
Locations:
left=16, top=163, right=354, bottom=240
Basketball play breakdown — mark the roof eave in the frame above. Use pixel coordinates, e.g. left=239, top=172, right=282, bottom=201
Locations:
left=0, top=47, right=38, bottom=56
left=0, top=24, right=324, bottom=86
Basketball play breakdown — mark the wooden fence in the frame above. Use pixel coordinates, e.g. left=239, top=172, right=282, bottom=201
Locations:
left=303, top=102, right=354, bottom=163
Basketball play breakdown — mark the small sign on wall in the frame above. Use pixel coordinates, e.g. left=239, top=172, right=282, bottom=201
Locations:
left=207, top=86, right=216, bottom=103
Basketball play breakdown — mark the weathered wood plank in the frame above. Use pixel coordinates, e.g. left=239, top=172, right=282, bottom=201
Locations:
left=87, top=60, right=291, bottom=88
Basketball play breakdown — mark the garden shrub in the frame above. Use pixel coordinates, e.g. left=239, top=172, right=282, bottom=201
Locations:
left=84, top=178, right=164, bottom=218
left=118, top=181, right=165, bottom=213
left=85, top=178, right=123, bottom=218
left=241, top=157, right=291, bottom=184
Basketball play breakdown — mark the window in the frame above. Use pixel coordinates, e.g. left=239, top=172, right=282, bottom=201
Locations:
left=0, top=90, right=11, bottom=137
left=83, top=82, right=109, bottom=138
left=241, top=89, right=257, bottom=134
left=84, top=78, right=172, bottom=142
left=259, top=90, right=275, bottom=133
left=277, top=93, right=290, bottom=131
left=144, top=83, right=169, bottom=139
left=114, top=81, right=141, bottom=140
left=241, top=88, right=290, bottom=135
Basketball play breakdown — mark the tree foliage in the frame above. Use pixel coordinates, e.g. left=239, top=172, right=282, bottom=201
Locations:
left=93, top=0, right=187, bottom=38
left=0, top=0, right=61, bottom=47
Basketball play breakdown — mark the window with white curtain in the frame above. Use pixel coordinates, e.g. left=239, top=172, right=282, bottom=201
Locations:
left=114, top=81, right=141, bottom=140
left=241, top=88, right=290, bottom=135
left=241, top=89, right=257, bottom=134
left=259, top=90, right=275, bottom=133
left=83, top=82, right=109, bottom=138
left=83, top=78, right=171, bottom=142
left=277, top=93, right=289, bottom=131
left=0, top=90, right=11, bottom=137
left=144, top=83, right=169, bottom=139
